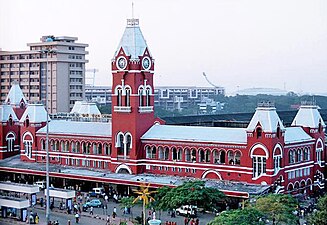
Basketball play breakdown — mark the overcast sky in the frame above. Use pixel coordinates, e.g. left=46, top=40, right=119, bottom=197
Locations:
left=0, top=0, right=326, bottom=95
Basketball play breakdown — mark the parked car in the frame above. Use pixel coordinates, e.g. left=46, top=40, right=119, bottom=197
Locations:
left=83, top=199, right=102, bottom=208
left=175, top=205, right=197, bottom=217
left=89, top=187, right=105, bottom=198
left=34, top=181, right=46, bottom=189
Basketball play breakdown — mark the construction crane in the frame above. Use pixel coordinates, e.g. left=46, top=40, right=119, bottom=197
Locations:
left=202, top=72, right=219, bottom=88
left=85, top=68, right=99, bottom=86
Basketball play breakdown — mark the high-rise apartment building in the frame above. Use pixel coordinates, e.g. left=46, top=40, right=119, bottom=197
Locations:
left=0, top=36, right=88, bottom=113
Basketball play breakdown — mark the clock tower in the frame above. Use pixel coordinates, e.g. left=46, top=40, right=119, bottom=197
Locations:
left=111, top=18, right=155, bottom=174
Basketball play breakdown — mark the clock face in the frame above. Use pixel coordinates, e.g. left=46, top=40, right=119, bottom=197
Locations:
left=142, top=57, right=151, bottom=70
left=117, top=57, right=127, bottom=70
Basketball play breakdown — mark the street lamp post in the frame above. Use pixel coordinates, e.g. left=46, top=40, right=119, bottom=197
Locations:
left=41, top=36, right=55, bottom=224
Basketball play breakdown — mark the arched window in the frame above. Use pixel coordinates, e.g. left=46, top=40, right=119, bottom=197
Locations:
left=60, top=141, right=65, bottom=152
left=41, top=139, right=46, bottom=151
left=23, top=132, right=33, bottom=158
left=125, top=134, right=132, bottom=157
left=213, top=150, right=219, bottom=164
left=71, top=142, right=76, bottom=153
left=251, top=145, right=268, bottom=178
left=25, top=118, right=30, bottom=127
left=303, top=147, right=310, bottom=161
left=172, top=147, right=177, bottom=161
left=125, top=87, right=131, bottom=107
left=219, top=150, right=226, bottom=164
left=146, top=146, right=152, bottom=159
left=158, top=146, right=164, bottom=159
left=177, top=148, right=182, bottom=161
left=316, top=140, right=323, bottom=165
left=164, top=147, right=169, bottom=160
left=82, top=142, right=87, bottom=154
left=8, top=115, right=13, bottom=126
left=151, top=146, right=157, bottom=159
left=273, top=146, right=282, bottom=174
left=104, top=144, right=111, bottom=155
left=145, top=87, right=151, bottom=106
left=138, top=87, right=144, bottom=106
left=235, top=151, right=241, bottom=165
left=185, top=148, right=191, bottom=162
left=205, top=150, right=210, bottom=163
left=117, top=87, right=123, bottom=106
left=276, top=125, right=281, bottom=138
left=98, top=143, right=102, bottom=155
left=228, top=151, right=234, bottom=165
left=6, top=133, right=15, bottom=152
left=199, top=149, right=205, bottom=162
left=289, top=150, right=295, bottom=164
left=256, top=127, right=262, bottom=139
left=191, top=148, right=196, bottom=162
left=297, top=149, right=302, bottom=162
left=76, top=142, right=80, bottom=153
left=92, top=143, right=97, bottom=154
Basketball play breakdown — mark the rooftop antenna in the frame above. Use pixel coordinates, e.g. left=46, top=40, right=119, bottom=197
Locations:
left=132, top=2, right=134, bottom=19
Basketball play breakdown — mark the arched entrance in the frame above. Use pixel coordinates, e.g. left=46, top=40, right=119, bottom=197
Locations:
left=115, top=164, right=132, bottom=175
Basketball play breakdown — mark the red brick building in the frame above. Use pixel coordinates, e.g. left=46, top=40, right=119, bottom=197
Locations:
left=0, top=18, right=325, bottom=197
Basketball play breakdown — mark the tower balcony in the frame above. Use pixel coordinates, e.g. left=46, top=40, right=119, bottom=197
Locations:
left=138, top=106, right=153, bottom=113
left=114, top=106, right=131, bottom=113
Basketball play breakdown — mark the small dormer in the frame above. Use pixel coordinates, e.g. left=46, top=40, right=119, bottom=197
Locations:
left=247, top=102, right=285, bottom=138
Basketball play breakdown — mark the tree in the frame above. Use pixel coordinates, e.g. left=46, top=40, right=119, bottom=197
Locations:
left=155, top=181, right=225, bottom=212
left=308, top=194, right=327, bottom=225
left=254, top=194, right=298, bottom=225
left=132, top=183, right=157, bottom=225
left=208, top=208, right=265, bottom=225
left=120, top=196, right=135, bottom=220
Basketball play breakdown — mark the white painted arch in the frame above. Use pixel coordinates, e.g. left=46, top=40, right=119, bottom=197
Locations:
left=201, top=170, right=222, bottom=180
left=115, top=164, right=132, bottom=175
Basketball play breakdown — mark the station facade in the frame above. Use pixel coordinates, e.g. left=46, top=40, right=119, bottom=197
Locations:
left=0, top=18, right=325, bottom=197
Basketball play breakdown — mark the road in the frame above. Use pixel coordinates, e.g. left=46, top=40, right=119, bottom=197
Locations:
left=0, top=193, right=216, bottom=225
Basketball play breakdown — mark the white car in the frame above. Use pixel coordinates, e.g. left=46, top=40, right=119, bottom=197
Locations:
left=175, top=205, right=197, bottom=217
left=34, top=181, right=46, bottom=189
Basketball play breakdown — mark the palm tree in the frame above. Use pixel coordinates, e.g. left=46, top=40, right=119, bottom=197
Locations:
left=132, top=183, right=157, bottom=225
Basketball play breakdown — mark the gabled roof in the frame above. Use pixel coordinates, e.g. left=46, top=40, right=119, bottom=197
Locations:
left=291, top=105, right=326, bottom=128
left=114, top=19, right=150, bottom=59
left=5, top=83, right=27, bottom=105
left=141, top=124, right=247, bottom=144
left=70, top=101, right=101, bottom=115
left=284, top=127, right=314, bottom=144
left=247, top=105, right=285, bottom=132
left=19, top=104, right=49, bottom=123
left=37, top=120, right=111, bottom=137
left=0, top=105, right=19, bottom=122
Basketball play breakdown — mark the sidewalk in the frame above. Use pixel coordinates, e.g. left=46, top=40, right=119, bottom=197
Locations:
left=33, top=205, right=134, bottom=225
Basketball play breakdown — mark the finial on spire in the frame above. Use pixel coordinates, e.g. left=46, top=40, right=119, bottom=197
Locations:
left=132, top=2, right=134, bottom=19
left=127, top=2, right=139, bottom=27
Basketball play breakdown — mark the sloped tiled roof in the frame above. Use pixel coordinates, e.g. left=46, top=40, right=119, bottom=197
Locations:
left=284, top=127, right=314, bottom=144
left=70, top=101, right=101, bottom=115
left=141, top=124, right=247, bottom=144
left=5, top=83, right=27, bottom=105
left=291, top=105, right=326, bottom=128
left=247, top=106, right=285, bottom=132
left=37, top=120, right=111, bottom=137
left=114, top=19, right=150, bottom=59
left=0, top=105, right=19, bottom=122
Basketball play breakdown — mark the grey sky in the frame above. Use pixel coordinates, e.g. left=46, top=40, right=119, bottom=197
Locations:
left=0, top=0, right=326, bottom=95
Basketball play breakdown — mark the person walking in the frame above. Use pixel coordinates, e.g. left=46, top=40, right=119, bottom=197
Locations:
left=75, top=213, right=80, bottom=223
left=90, top=206, right=94, bottom=215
